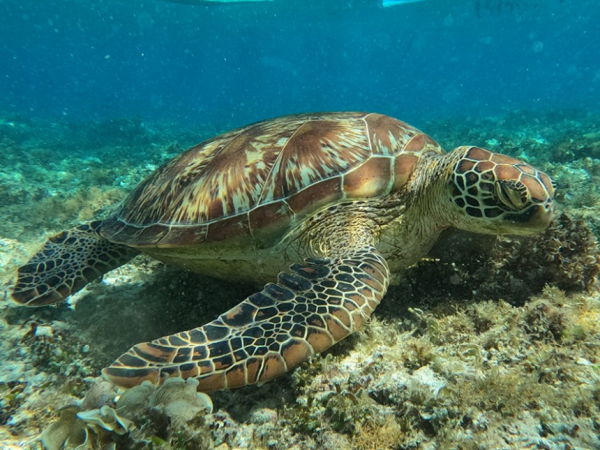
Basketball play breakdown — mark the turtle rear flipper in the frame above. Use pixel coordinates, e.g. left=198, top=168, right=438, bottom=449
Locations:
left=103, top=246, right=389, bottom=391
left=11, top=221, right=138, bottom=306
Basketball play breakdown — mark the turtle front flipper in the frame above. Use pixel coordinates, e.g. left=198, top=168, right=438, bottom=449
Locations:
left=103, top=246, right=389, bottom=391
left=11, top=221, right=138, bottom=306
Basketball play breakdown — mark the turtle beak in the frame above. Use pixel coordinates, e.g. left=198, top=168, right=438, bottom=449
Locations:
left=529, top=201, right=554, bottom=232
left=505, top=201, right=554, bottom=235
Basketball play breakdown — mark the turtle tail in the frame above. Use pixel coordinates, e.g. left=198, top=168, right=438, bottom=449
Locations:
left=11, top=221, right=138, bottom=306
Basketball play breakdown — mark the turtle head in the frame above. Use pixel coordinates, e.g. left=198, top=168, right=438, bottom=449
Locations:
left=444, top=146, right=555, bottom=235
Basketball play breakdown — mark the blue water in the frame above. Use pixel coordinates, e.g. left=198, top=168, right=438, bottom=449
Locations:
left=0, top=0, right=598, bottom=130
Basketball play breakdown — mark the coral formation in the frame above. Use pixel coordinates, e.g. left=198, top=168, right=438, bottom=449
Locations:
left=40, top=378, right=213, bottom=450
left=149, top=378, right=213, bottom=427
left=41, top=404, right=131, bottom=450
left=396, top=211, right=600, bottom=307
left=287, top=286, right=600, bottom=449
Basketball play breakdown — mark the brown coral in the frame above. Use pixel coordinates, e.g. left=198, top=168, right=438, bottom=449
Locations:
left=488, top=212, right=600, bottom=298
left=383, top=211, right=599, bottom=310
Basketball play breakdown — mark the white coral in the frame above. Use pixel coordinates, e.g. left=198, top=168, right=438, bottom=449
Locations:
left=150, top=377, right=213, bottom=426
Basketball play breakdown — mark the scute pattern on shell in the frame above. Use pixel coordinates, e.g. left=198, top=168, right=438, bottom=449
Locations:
left=102, top=112, right=443, bottom=247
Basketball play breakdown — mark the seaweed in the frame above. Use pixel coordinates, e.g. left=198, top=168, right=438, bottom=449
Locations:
left=381, top=211, right=599, bottom=312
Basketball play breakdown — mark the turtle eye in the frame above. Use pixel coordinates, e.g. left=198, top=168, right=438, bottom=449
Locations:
left=495, top=180, right=528, bottom=210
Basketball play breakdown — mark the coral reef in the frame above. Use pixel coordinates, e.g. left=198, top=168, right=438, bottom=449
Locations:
left=1, top=110, right=599, bottom=449
left=287, top=286, right=600, bottom=449
left=488, top=212, right=599, bottom=294
left=386, top=211, right=599, bottom=310
left=0, top=115, right=209, bottom=241
left=40, top=378, right=212, bottom=450
left=42, top=404, right=131, bottom=450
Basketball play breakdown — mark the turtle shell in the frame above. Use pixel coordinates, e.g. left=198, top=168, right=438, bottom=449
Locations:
left=101, top=112, right=443, bottom=248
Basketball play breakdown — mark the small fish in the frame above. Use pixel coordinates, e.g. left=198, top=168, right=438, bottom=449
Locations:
left=382, top=0, right=426, bottom=7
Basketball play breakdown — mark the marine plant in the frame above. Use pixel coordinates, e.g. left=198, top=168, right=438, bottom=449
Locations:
left=40, top=378, right=213, bottom=450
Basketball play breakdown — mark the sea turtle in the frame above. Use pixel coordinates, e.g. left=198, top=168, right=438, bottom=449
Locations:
left=11, top=112, right=555, bottom=392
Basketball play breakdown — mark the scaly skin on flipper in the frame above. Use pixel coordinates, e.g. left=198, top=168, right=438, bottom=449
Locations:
left=103, top=246, right=389, bottom=390
left=11, top=221, right=138, bottom=306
